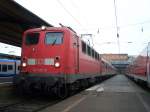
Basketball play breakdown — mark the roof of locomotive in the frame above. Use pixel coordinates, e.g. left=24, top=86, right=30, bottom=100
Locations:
left=24, top=26, right=77, bottom=34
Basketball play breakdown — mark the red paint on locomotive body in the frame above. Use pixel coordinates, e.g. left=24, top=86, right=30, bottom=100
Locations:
left=21, top=27, right=70, bottom=75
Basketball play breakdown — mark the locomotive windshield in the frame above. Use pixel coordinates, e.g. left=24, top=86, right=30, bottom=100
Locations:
left=25, top=33, right=39, bottom=45
left=45, top=32, right=63, bottom=45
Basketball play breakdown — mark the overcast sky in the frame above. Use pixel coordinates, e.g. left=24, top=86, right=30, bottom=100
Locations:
left=2, top=0, right=150, bottom=56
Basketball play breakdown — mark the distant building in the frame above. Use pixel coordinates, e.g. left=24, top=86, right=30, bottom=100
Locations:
left=100, top=54, right=128, bottom=62
left=101, top=54, right=129, bottom=73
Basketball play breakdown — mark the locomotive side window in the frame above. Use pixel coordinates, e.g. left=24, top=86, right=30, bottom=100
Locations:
left=87, top=45, right=91, bottom=56
left=96, top=52, right=98, bottom=60
left=95, top=52, right=98, bottom=60
left=95, top=52, right=97, bottom=59
left=97, top=53, right=99, bottom=60
left=82, top=41, right=86, bottom=53
left=8, top=65, right=13, bottom=70
left=81, top=41, right=99, bottom=60
left=2, top=65, right=7, bottom=72
left=25, top=33, right=39, bottom=45
left=92, top=49, right=95, bottom=58
left=45, top=32, right=63, bottom=45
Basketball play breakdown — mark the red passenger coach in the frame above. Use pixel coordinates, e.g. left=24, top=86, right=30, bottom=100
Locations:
left=101, top=59, right=116, bottom=77
left=14, top=26, right=115, bottom=96
left=126, top=44, right=150, bottom=87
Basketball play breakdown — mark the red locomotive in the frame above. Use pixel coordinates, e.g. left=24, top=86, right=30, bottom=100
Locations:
left=14, top=26, right=116, bottom=96
left=126, top=44, right=150, bottom=87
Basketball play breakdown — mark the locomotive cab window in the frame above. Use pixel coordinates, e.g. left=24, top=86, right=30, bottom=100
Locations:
left=25, top=33, right=39, bottom=45
left=45, top=32, right=63, bottom=45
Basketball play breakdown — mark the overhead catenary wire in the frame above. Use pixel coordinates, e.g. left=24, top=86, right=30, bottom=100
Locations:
left=56, top=0, right=86, bottom=31
left=86, top=20, right=150, bottom=32
left=56, top=0, right=94, bottom=47
left=68, top=0, right=89, bottom=31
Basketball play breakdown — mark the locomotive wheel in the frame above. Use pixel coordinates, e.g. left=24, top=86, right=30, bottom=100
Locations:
left=68, top=83, right=79, bottom=95
left=57, top=83, right=68, bottom=98
left=14, top=81, right=28, bottom=95
left=147, top=83, right=150, bottom=88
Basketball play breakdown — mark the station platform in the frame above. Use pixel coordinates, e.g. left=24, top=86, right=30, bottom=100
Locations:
left=40, top=75, right=150, bottom=112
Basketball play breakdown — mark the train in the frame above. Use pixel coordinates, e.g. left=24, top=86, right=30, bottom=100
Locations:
left=13, top=26, right=116, bottom=96
left=0, top=59, right=20, bottom=77
left=126, top=43, right=150, bottom=87
left=101, top=58, right=116, bottom=76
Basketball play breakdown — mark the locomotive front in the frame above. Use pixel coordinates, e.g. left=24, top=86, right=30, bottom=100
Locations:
left=14, top=27, right=70, bottom=94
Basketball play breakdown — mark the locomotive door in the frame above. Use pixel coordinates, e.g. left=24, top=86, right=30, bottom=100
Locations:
left=73, top=35, right=79, bottom=73
left=147, top=42, right=150, bottom=87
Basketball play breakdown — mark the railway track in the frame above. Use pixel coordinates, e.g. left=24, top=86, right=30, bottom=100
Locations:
left=0, top=75, right=113, bottom=112
left=0, top=98, right=60, bottom=112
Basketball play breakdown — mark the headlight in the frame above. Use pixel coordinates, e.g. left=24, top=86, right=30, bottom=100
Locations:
left=22, top=62, right=27, bottom=67
left=41, top=26, right=46, bottom=30
left=54, top=62, right=60, bottom=68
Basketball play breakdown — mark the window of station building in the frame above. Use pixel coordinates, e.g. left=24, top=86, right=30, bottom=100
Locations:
left=8, top=65, right=13, bottom=70
left=25, top=33, right=39, bottom=45
left=2, top=65, right=7, bottom=72
left=45, top=32, right=63, bottom=45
